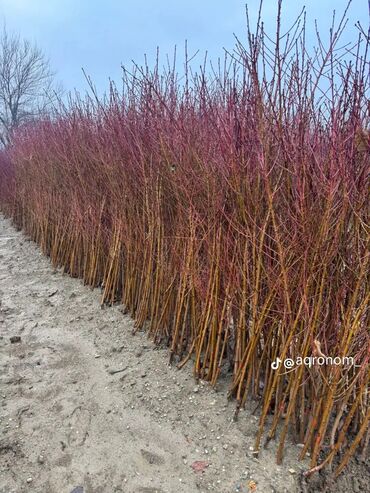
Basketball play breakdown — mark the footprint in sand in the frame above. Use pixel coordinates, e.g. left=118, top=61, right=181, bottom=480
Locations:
left=65, top=407, right=91, bottom=446
left=140, top=449, right=165, bottom=466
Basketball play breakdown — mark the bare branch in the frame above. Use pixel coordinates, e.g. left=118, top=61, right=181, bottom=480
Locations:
left=0, top=25, right=62, bottom=145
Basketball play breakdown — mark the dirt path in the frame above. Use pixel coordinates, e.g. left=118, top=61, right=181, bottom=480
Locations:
left=0, top=215, right=365, bottom=493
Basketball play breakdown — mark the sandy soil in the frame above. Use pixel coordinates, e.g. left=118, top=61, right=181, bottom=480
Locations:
left=0, top=215, right=368, bottom=493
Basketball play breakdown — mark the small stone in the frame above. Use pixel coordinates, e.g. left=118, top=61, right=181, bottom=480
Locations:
left=37, top=454, right=45, bottom=464
left=26, top=477, right=33, bottom=483
left=288, top=468, right=296, bottom=474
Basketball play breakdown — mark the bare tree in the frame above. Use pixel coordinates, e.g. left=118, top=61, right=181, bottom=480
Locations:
left=0, top=25, right=61, bottom=146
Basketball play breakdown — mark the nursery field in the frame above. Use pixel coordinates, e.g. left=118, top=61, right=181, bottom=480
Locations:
left=0, top=5, right=369, bottom=492
left=0, top=215, right=368, bottom=493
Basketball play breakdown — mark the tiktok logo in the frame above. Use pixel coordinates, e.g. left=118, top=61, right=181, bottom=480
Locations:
left=271, top=357, right=282, bottom=370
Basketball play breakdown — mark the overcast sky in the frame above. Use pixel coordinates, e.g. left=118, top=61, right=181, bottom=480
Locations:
left=0, top=1, right=368, bottom=94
